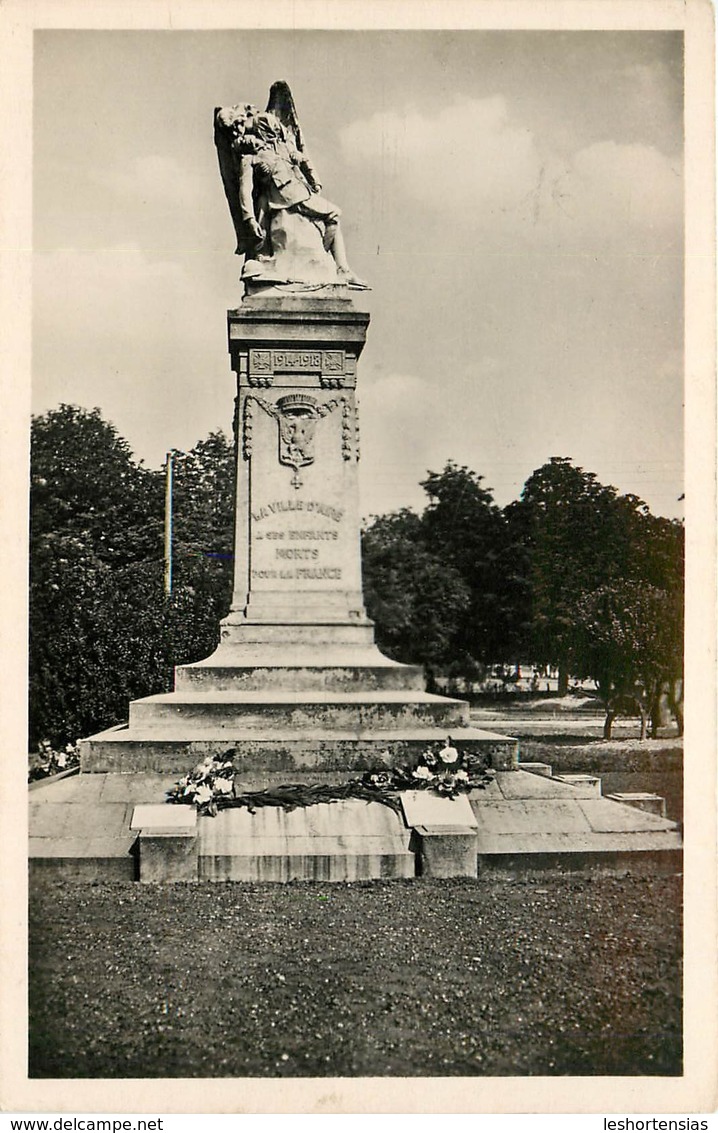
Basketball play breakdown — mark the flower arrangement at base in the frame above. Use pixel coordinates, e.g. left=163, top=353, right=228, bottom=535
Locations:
left=166, top=740, right=495, bottom=818
left=165, top=753, right=236, bottom=816
left=402, top=741, right=494, bottom=797
left=28, top=741, right=81, bottom=783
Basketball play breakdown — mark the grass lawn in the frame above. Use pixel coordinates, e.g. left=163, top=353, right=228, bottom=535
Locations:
left=29, top=873, right=682, bottom=1079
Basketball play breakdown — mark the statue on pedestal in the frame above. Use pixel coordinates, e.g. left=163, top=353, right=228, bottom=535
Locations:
left=214, top=81, right=368, bottom=291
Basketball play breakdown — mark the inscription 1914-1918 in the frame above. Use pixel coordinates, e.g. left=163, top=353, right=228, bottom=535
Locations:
left=249, top=349, right=345, bottom=374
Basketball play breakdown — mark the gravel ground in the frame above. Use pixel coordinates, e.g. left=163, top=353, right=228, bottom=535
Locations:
left=29, top=873, right=682, bottom=1079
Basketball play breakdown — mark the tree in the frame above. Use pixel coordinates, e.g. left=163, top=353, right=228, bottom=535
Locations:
left=29, top=407, right=236, bottom=746
left=635, top=512, right=684, bottom=735
left=361, top=509, right=471, bottom=671
left=30, top=406, right=165, bottom=744
left=361, top=464, right=526, bottom=675
left=31, top=404, right=163, bottom=563
left=419, top=462, right=521, bottom=666
left=573, top=581, right=683, bottom=739
left=363, top=456, right=684, bottom=709
left=505, top=457, right=661, bottom=693
left=168, top=432, right=236, bottom=664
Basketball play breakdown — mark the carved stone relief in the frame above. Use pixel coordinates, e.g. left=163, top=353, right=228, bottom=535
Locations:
left=243, top=393, right=356, bottom=487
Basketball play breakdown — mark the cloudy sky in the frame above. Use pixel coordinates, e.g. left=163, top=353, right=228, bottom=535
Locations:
left=33, top=29, right=684, bottom=519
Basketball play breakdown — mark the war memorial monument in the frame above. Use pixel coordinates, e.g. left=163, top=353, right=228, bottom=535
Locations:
left=29, top=83, right=682, bottom=883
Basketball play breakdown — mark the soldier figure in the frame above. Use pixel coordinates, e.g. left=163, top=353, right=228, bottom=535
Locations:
left=215, top=84, right=367, bottom=289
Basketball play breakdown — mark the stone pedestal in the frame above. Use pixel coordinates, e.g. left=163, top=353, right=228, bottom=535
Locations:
left=130, top=805, right=198, bottom=882
left=221, top=291, right=371, bottom=637
left=138, top=831, right=198, bottom=883
left=80, top=288, right=518, bottom=775
left=413, top=826, right=479, bottom=878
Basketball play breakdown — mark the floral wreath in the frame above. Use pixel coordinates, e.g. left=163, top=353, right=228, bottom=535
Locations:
left=166, top=740, right=495, bottom=817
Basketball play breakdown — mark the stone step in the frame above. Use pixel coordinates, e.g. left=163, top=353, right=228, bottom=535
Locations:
left=517, top=761, right=553, bottom=778
left=128, top=689, right=468, bottom=732
left=552, top=773, right=602, bottom=797
left=79, top=725, right=520, bottom=774
left=175, top=661, right=426, bottom=693
left=214, top=622, right=378, bottom=647
left=605, top=792, right=667, bottom=818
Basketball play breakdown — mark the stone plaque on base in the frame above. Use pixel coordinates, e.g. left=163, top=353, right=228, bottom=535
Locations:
left=131, top=804, right=197, bottom=832
left=400, top=791, right=478, bottom=829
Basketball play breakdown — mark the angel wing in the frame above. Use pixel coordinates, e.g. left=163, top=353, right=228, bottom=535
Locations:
left=213, top=105, right=260, bottom=257
left=214, top=84, right=304, bottom=257
left=266, top=81, right=304, bottom=152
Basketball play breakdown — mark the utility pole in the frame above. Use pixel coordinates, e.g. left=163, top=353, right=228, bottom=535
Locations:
left=163, top=450, right=175, bottom=597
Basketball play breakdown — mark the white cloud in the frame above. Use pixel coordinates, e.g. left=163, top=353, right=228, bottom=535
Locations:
left=341, top=98, right=682, bottom=252
left=569, top=141, right=682, bottom=238
left=34, top=245, right=191, bottom=342
left=357, top=368, right=518, bottom=517
left=341, top=96, right=540, bottom=214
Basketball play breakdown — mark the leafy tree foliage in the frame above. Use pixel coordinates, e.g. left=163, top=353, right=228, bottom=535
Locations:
left=167, top=433, right=236, bottom=664
left=30, top=407, right=163, bottom=744
left=362, top=463, right=525, bottom=675
left=30, top=406, right=235, bottom=746
left=504, top=457, right=682, bottom=695
left=361, top=509, right=471, bottom=669
left=420, top=463, right=522, bottom=665
left=363, top=456, right=683, bottom=737
left=573, top=581, right=683, bottom=739
left=31, top=404, right=162, bottom=563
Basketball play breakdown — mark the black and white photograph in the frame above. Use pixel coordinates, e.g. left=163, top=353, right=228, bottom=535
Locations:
left=1, top=0, right=716, bottom=1118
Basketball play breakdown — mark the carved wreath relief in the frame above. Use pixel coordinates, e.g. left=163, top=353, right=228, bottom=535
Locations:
left=243, top=393, right=353, bottom=488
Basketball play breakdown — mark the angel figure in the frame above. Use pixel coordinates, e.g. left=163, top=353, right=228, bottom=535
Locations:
left=214, top=81, right=368, bottom=289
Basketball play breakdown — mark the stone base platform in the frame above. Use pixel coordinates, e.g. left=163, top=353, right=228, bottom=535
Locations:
left=471, top=769, right=682, bottom=872
left=29, top=768, right=682, bottom=883
left=80, top=724, right=519, bottom=774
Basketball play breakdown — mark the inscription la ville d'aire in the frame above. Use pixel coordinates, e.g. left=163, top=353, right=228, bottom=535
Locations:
left=251, top=499, right=344, bottom=524
left=251, top=499, right=345, bottom=582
